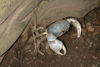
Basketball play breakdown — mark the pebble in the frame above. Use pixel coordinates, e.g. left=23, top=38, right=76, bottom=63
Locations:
left=88, top=27, right=94, bottom=32
left=92, top=56, right=98, bottom=60
left=86, top=23, right=95, bottom=32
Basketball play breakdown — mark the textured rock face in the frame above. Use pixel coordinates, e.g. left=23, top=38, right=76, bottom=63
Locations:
left=0, top=0, right=100, bottom=56
left=0, top=0, right=18, bottom=24
left=0, top=0, right=41, bottom=56
left=37, top=0, right=100, bottom=26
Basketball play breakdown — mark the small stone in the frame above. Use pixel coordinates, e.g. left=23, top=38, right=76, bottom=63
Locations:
left=83, top=56, right=86, bottom=59
left=70, top=59, right=72, bottom=62
left=75, top=46, right=78, bottom=49
left=92, top=56, right=98, bottom=60
left=88, top=26, right=94, bottom=32
left=92, top=65, right=96, bottom=67
left=82, top=28, right=86, bottom=36
left=86, top=23, right=95, bottom=32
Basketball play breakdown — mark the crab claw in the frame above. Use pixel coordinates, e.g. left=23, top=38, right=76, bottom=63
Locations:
left=47, top=33, right=66, bottom=55
left=48, top=35, right=67, bottom=55
left=55, top=45, right=66, bottom=55
left=66, top=18, right=81, bottom=38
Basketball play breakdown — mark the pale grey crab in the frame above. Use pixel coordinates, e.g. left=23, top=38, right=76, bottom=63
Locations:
left=44, top=18, right=81, bottom=55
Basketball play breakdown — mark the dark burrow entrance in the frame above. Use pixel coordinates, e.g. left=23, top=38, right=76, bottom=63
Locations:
left=1, top=7, right=100, bottom=67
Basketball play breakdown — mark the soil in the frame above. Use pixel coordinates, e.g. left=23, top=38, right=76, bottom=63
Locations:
left=1, top=7, right=100, bottom=67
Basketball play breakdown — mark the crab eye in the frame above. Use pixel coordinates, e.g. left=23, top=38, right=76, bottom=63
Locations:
left=62, top=30, right=64, bottom=33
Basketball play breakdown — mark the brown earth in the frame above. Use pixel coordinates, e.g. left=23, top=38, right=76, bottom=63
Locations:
left=0, top=7, right=100, bottom=67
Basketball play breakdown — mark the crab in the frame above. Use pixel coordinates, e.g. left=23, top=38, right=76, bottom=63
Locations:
left=42, top=18, right=81, bottom=55
left=31, top=18, right=81, bottom=55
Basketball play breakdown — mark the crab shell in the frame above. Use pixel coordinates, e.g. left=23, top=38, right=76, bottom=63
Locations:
left=47, top=18, right=81, bottom=38
left=47, top=20, right=70, bottom=37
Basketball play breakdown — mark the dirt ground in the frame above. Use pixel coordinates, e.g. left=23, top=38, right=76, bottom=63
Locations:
left=0, top=7, right=100, bottom=67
